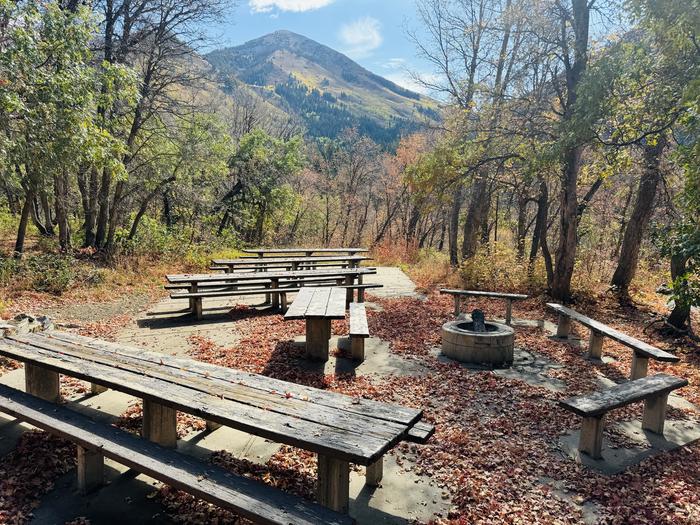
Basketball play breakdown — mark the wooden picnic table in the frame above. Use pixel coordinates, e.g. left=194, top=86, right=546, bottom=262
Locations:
left=212, top=255, right=371, bottom=272
left=284, top=287, right=347, bottom=361
left=167, top=267, right=376, bottom=315
left=243, top=247, right=368, bottom=258
left=0, top=329, right=427, bottom=513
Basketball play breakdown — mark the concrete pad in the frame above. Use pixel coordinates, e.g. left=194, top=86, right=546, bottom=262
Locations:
left=363, top=267, right=419, bottom=299
left=350, top=454, right=450, bottom=524
left=559, top=418, right=700, bottom=474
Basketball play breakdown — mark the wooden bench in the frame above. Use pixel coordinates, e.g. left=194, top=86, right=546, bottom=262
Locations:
left=440, top=289, right=528, bottom=325
left=546, top=303, right=679, bottom=379
left=348, top=303, right=370, bottom=361
left=0, top=384, right=352, bottom=525
left=559, top=373, right=688, bottom=459
left=0, top=327, right=432, bottom=513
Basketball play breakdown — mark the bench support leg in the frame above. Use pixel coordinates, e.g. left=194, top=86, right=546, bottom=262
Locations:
left=556, top=314, right=571, bottom=338
left=193, top=297, right=203, bottom=321
left=366, top=456, right=383, bottom=487
left=345, top=276, right=353, bottom=307
left=630, top=353, right=649, bottom=380
left=358, top=288, right=365, bottom=303
left=77, top=446, right=104, bottom=494
left=350, top=336, right=365, bottom=361
left=143, top=399, right=178, bottom=448
left=206, top=420, right=222, bottom=432
left=453, top=296, right=460, bottom=318
left=25, top=364, right=60, bottom=403
left=587, top=331, right=605, bottom=360
left=317, top=454, right=350, bottom=513
left=280, top=292, right=288, bottom=312
left=91, top=383, right=108, bottom=395
left=505, top=300, right=513, bottom=325
left=271, top=279, right=280, bottom=309
left=579, top=415, right=605, bottom=460
left=306, top=319, right=331, bottom=361
left=642, top=393, right=669, bottom=435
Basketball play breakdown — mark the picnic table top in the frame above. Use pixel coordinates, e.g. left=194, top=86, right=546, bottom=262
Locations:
left=284, top=287, right=347, bottom=320
left=212, top=255, right=371, bottom=265
left=440, top=289, right=529, bottom=300
left=0, top=330, right=422, bottom=464
left=167, top=267, right=377, bottom=284
left=243, top=248, right=368, bottom=256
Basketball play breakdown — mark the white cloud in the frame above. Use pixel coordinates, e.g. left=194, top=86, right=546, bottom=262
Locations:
left=249, top=0, right=334, bottom=13
left=339, top=17, right=383, bottom=59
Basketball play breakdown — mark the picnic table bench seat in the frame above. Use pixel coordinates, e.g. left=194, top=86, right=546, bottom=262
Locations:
left=440, top=289, right=528, bottom=325
left=559, top=373, right=687, bottom=459
left=0, top=384, right=352, bottom=525
left=0, top=327, right=430, bottom=513
left=243, top=248, right=368, bottom=258
left=348, top=303, right=370, bottom=361
left=547, top=303, right=679, bottom=379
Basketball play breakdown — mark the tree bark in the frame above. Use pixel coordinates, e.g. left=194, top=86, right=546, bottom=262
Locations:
left=448, top=186, right=463, bottom=266
left=667, top=254, right=691, bottom=331
left=14, top=190, right=34, bottom=256
left=610, top=136, right=666, bottom=297
left=461, top=172, right=490, bottom=259
left=54, top=171, right=71, bottom=252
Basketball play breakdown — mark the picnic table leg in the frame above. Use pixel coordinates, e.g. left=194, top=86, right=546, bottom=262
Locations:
left=281, top=292, right=288, bottom=312
left=345, top=276, right=354, bottom=306
left=556, top=314, right=571, bottom=338
left=77, top=446, right=104, bottom=494
left=206, top=420, right=222, bottom=432
left=142, top=399, right=177, bottom=448
left=642, top=392, right=669, bottom=434
left=317, top=454, right=350, bottom=513
left=453, top=295, right=460, bottom=318
left=190, top=282, right=202, bottom=320
left=579, top=414, right=605, bottom=459
left=306, top=318, right=331, bottom=361
left=505, top=300, right=513, bottom=325
left=366, top=456, right=383, bottom=487
left=586, top=330, right=605, bottom=360
left=25, top=364, right=60, bottom=402
left=271, top=278, right=280, bottom=309
left=91, top=383, right=108, bottom=394
left=630, top=353, right=649, bottom=380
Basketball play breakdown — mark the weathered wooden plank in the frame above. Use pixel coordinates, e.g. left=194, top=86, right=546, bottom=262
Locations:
left=8, top=333, right=411, bottom=445
left=546, top=303, right=679, bottom=362
left=326, top=288, right=347, bottom=318
left=285, top=287, right=315, bottom=319
left=213, top=256, right=370, bottom=266
left=0, top=338, right=397, bottom=464
left=243, top=248, right=368, bottom=257
left=0, top=384, right=353, bottom=525
left=41, top=331, right=422, bottom=427
left=440, top=289, right=529, bottom=300
left=559, top=373, right=688, bottom=417
left=405, top=421, right=435, bottom=443
left=317, top=455, right=350, bottom=513
left=348, top=303, right=369, bottom=337
left=306, top=288, right=332, bottom=317
left=167, top=267, right=377, bottom=285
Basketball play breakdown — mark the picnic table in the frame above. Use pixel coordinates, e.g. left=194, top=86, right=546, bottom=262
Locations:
left=0, top=328, right=432, bottom=514
left=284, top=287, right=347, bottom=361
left=212, top=255, right=370, bottom=273
left=243, top=247, right=368, bottom=258
left=167, top=267, right=376, bottom=318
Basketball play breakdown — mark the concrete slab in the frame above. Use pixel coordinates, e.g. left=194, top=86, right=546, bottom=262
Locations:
left=350, top=454, right=450, bottom=524
left=363, top=267, right=419, bottom=299
left=559, top=417, right=700, bottom=474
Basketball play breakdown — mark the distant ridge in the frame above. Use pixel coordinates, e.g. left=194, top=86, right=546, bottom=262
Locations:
left=205, top=30, right=439, bottom=146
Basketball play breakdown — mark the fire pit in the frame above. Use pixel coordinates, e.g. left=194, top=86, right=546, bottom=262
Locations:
left=441, top=310, right=514, bottom=367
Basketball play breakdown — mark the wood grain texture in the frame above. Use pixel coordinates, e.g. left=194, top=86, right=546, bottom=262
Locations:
left=440, top=289, right=528, bottom=300
left=559, top=373, right=687, bottom=417
left=546, top=303, right=679, bottom=362
left=349, top=303, right=369, bottom=337
left=0, top=384, right=353, bottom=525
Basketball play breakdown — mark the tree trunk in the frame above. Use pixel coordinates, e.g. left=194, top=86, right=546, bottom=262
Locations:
left=14, top=190, right=34, bottom=256
left=667, top=254, right=691, bottom=331
left=529, top=180, right=548, bottom=266
left=105, top=179, right=124, bottom=253
left=95, top=167, right=111, bottom=248
left=461, top=172, right=490, bottom=260
left=54, top=172, right=71, bottom=252
left=610, top=136, right=666, bottom=298
left=128, top=177, right=176, bottom=240
left=448, top=186, right=463, bottom=266
left=516, top=193, right=528, bottom=259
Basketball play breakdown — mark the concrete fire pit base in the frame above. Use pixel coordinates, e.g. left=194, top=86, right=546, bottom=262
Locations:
left=441, top=320, right=515, bottom=368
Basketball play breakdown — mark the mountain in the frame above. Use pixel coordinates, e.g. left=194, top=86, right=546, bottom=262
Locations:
left=205, top=30, right=439, bottom=147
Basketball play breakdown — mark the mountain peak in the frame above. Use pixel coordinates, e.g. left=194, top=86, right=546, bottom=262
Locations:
left=205, top=33, right=439, bottom=146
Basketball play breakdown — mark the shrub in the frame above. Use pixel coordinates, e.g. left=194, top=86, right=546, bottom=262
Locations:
left=0, top=254, right=75, bottom=295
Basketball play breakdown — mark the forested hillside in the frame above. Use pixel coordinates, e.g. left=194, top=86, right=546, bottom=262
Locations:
left=0, top=0, right=698, bottom=334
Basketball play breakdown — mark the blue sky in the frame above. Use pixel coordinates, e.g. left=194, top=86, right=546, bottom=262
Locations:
left=207, top=0, right=435, bottom=94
